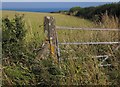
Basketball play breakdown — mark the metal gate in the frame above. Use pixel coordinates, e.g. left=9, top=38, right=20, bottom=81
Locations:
left=44, top=16, right=120, bottom=66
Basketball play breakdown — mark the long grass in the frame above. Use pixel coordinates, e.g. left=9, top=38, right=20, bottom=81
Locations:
left=57, top=13, right=120, bottom=85
left=2, top=10, right=120, bottom=85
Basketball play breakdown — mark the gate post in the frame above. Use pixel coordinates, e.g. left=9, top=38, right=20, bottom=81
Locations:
left=44, top=16, right=58, bottom=63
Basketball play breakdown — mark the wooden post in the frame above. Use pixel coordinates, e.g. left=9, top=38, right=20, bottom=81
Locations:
left=44, top=16, right=58, bottom=63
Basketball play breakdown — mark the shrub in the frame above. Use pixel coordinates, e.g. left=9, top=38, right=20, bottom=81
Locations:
left=2, top=15, right=62, bottom=86
left=2, top=14, right=26, bottom=61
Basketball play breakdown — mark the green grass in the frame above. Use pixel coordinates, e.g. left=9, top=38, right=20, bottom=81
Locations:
left=2, top=10, right=120, bottom=85
left=2, top=11, right=95, bottom=45
left=2, top=11, right=118, bottom=46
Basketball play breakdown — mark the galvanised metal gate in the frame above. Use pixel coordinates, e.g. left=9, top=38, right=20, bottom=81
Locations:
left=44, top=16, right=120, bottom=66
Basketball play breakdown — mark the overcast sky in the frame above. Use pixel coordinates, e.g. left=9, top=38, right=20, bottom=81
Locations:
left=2, top=2, right=115, bottom=9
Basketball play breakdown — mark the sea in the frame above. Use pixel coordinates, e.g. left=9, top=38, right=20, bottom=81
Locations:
left=2, top=8, right=70, bottom=13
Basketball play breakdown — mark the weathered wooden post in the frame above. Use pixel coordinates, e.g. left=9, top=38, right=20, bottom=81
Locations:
left=44, top=16, right=58, bottom=63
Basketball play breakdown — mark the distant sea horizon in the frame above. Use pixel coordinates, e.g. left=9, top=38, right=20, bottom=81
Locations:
left=2, top=8, right=70, bottom=13
left=2, top=2, right=114, bottom=13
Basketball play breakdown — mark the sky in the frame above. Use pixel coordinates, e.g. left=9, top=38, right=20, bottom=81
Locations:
left=1, top=0, right=120, bottom=2
left=2, top=2, right=115, bottom=9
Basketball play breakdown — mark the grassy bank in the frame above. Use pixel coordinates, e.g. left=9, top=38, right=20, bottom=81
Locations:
left=2, top=10, right=120, bottom=85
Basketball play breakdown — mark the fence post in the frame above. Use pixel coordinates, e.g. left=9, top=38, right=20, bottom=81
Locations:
left=44, top=16, right=58, bottom=63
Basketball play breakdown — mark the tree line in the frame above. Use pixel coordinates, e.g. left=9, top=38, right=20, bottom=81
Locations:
left=57, top=2, right=120, bottom=22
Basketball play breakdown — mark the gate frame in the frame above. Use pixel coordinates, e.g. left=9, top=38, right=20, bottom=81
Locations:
left=44, top=16, right=120, bottom=65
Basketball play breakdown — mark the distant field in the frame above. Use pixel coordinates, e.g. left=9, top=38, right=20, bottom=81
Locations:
left=2, top=11, right=95, bottom=45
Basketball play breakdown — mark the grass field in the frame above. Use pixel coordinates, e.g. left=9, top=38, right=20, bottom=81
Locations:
left=2, top=11, right=95, bottom=45
left=2, top=10, right=120, bottom=85
left=2, top=11, right=119, bottom=46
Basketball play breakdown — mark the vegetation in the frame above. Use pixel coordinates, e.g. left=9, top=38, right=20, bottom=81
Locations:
left=60, top=2, right=120, bottom=25
left=57, top=13, right=120, bottom=85
left=2, top=14, right=59, bottom=86
left=2, top=9, right=120, bottom=86
left=69, top=7, right=82, bottom=16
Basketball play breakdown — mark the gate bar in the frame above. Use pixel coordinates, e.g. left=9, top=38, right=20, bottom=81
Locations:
left=56, top=26, right=120, bottom=31
left=58, top=42, right=120, bottom=45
